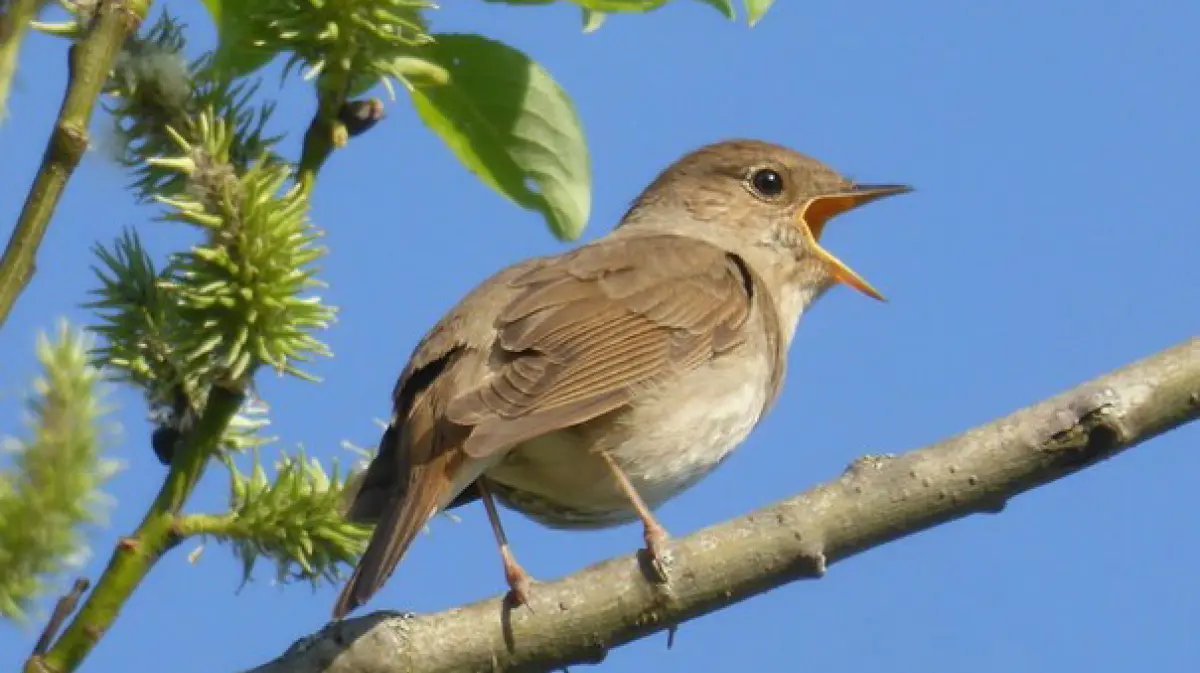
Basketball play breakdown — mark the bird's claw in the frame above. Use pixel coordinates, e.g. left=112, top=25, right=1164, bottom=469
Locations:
left=503, top=555, right=536, bottom=610
left=642, top=523, right=672, bottom=584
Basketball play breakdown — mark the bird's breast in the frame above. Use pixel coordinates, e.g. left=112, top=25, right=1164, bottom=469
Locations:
left=484, top=349, right=775, bottom=529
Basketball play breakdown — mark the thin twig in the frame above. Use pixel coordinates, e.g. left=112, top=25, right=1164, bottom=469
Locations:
left=0, top=0, right=48, bottom=119
left=0, top=0, right=151, bottom=329
left=25, top=385, right=246, bottom=673
left=30, top=577, right=90, bottom=657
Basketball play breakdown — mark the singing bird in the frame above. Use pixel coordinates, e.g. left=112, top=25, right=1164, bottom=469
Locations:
left=333, top=139, right=910, bottom=619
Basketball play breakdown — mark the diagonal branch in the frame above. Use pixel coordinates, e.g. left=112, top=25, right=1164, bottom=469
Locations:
left=245, top=337, right=1200, bottom=673
left=0, top=0, right=151, bottom=329
left=25, top=384, right=246, bottom=673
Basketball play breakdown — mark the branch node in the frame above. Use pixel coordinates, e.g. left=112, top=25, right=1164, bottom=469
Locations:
left=843, top=453, right=896, bottom=478
left=168, top=516, right=185, bottom=541
left=24, top=656, right=53, bottom=673
left=377, top=610, right=418, bottom=643
left=52, top=122, right=90, bottom=163
left=1042, top=401, right=1123, bottom=470
left=795, top=539, right=828, bottom=578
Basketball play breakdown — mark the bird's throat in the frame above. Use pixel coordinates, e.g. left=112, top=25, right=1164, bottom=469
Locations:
left=773, top=280, right=821, bottom=346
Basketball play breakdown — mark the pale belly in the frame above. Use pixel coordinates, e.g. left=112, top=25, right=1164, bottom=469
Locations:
left=483, top=354, right=773, bottom=529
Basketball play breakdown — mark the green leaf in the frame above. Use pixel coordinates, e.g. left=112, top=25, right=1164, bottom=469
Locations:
left=410, top=34, right=592, bottom=240
left=199, top=0, right=223, bottom=20
left=199, top=0, right=280, bottom=78
left=693, top=0, right=736, bottom=20
left=570, top=0, right=667, bottom=10
left=744, top=0, right=775, bottom=26
left=483, top=0, right=737, bottom=19
left=582, top=8, right=607, bottom=32
left=481, top=0, right=663, bottom=8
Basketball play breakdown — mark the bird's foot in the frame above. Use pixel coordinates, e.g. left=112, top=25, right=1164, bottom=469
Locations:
left=501, top=547, right=536, bottom=609
left=641, top=521, right=673, bottom=584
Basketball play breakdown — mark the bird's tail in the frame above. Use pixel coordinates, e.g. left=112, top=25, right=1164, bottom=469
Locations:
left=332, top=457, right=452, bottom=620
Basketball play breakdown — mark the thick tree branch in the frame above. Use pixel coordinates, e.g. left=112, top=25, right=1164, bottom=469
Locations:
left=246, top=337, right=1200, bottom=673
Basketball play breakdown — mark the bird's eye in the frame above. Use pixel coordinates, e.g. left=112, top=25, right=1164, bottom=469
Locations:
left=749, top=168, right=785, bottom=199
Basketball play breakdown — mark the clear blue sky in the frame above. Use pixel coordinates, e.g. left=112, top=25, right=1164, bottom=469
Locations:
left=2, top=1, right=1198, bottom=671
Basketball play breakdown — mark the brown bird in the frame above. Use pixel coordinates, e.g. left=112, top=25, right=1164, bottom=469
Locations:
left=333, top=139, right=910, bottom=619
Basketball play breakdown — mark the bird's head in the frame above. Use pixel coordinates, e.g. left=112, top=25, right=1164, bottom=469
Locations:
left=622, top=139, right=911, bottom=302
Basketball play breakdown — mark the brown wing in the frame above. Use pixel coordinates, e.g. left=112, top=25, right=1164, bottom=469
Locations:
left=333, top=263, right=535, bottom=619
left=447, top=234, right=758, bottom=459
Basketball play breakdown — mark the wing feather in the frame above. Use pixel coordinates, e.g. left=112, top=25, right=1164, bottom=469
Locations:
left=449, top=234, right=760, bottom=459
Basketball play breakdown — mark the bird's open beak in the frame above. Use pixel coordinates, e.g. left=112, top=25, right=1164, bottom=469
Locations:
left=797, top=183, right=912, bottom=301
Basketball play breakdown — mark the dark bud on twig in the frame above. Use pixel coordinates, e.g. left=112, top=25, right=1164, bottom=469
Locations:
left=338, top=98, right=386, bottom=138
left=150, top=387, right=198, bottom=466
left=151, top=425, right=180, bottom=465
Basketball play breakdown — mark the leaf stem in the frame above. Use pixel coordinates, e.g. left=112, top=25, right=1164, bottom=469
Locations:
left=174, top=512, right=238, bottom=538
left=26, top=384, right=245, bottom=673
left=0, top=0, right=150, bottom=330
left=296, top=69, right=351, bottom=193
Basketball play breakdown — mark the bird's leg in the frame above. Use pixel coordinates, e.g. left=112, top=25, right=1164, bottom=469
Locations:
left=598, top=450, right=671, bottom=583
left=477, top=480, right=534, bottom=607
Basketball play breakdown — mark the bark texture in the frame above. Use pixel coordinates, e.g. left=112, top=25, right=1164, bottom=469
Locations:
left=244, top=337, right=1200, bottom=673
